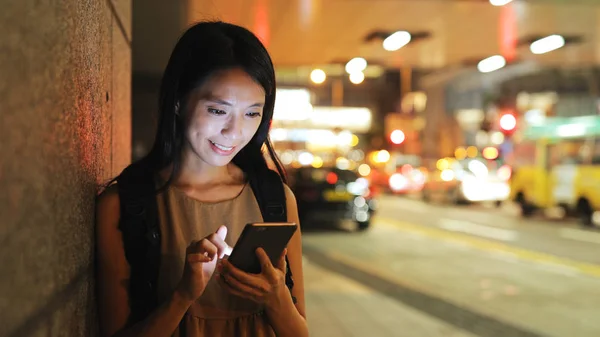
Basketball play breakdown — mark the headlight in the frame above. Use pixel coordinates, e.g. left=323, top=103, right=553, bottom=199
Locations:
left=347, top=178, right=369, bottom=195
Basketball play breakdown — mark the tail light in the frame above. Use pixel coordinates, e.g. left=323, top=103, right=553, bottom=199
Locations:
left=326, top=172, right=338, bottom=185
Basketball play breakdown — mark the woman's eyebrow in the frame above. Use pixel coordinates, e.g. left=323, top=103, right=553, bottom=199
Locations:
left=204, top=96, right=264, bottom=108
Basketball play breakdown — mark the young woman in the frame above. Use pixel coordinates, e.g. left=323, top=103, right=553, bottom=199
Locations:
left=96, top=21, right=307, bottom=337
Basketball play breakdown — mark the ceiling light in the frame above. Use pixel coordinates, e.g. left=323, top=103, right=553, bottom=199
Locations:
left=477, top=55, right=506, bottom=73
left=383, top=31, right=412, bottom=51
left=530, top=35, right=565, bottom=54
left=349, top=72, right=365, bottom=84
left=310, top=69, right=326, bottom=84
left=345, top=57, right=367, bottom=74
left=490, top=0, right=513, bottom=6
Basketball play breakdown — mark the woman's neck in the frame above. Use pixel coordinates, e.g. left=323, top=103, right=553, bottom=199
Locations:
left=164, top=151, right=243, bottom=188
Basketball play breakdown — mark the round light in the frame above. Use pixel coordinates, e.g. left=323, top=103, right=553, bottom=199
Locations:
left=482, top=147, right=499, bottom=160
left=345, top=57, right=367, bottom=74
left=455, top=147, right=467, bottom=160
left=310, top=69, right=326, bottom=84
left=490, top=132, right=505, bottom=145
left=467, top=146, right=478, bottom=158
left=280, top=151, right=294, bottom=165
left=376, top=150, right=390, bottom=163
left=358, top=164, right=371, bottom=176
left=312, top=156, right=323, bottom=168
left=390, top=130, right=406, bottom=144
left=389, top=173, right=408, bottom=191
left=336, top=157, right=350, bottom=170
left=500, top=114, right=517, bottom=131
left=440, top=169, right=455, bottom=182
left=337, top=131, right=353, bottom=146
left=298, top=152, right=314, bottom=166
left=349, top=71, right=365, bottom=84
left=436, top=158, right=449, bottom=171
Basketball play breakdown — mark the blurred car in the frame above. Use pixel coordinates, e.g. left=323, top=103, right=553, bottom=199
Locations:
left=287, top=166, right=376, bottom=230
left=421, top=158, right=511, bottom=205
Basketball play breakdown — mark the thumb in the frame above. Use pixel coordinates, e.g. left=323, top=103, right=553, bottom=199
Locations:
left=277, top=248, right=287, bottom=272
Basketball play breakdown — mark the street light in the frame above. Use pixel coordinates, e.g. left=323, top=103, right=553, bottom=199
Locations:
left=390, top=129, right=405, bottom=144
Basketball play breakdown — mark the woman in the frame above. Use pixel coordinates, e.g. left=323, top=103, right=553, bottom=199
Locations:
left=96, top=21, right=308, bottom=337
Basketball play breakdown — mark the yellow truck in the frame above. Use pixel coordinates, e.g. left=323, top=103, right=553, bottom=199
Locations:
left=509, top=115, right=600, bottom=227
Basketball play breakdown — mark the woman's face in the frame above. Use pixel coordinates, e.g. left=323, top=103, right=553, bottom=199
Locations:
left=182, top=68, right=266, bottom=168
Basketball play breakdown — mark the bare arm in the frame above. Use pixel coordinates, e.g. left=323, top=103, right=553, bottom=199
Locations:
left=96, top=186, right=199, bottom=337
left=264, top=184, right=308, bottom=337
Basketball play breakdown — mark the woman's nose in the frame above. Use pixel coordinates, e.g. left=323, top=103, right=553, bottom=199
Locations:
left=221, top=115, right=243, bottom=141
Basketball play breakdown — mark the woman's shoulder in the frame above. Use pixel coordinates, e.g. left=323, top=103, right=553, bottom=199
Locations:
left=96, top=183, right=121, bottom=218
left=282, top=182, right=297, bottom=203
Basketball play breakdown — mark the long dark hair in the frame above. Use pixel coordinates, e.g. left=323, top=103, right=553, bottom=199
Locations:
left=140, top=21, right=285, bottom=188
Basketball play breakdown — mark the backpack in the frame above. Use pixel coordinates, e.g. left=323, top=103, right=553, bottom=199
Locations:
left=115, top=161, right=295, bottom=325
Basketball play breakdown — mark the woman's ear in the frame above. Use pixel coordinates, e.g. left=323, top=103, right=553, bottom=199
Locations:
left=174, top=101, right=181, bottom=116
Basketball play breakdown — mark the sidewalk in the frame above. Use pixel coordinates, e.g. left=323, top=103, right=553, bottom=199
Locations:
left=302, top=257, right=477, bottom=337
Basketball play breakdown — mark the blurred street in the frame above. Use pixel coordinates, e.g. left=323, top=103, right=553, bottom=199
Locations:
left=302, top=195, right=600, bottom=337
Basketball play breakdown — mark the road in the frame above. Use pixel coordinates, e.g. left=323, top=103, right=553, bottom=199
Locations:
left=302, top=195, right=600, bottom=337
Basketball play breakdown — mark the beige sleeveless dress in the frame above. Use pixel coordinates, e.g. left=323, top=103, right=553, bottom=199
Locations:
left=155, top=183, right=276, bottom=337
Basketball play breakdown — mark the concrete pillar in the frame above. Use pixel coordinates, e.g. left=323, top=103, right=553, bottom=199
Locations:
left=0, top=0, right=131, bottom=335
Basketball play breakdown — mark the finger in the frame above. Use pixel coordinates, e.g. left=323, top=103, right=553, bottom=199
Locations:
left=187, top=253, right=213, bottom=264
left=216, top=225, right=227, bottom=241
left=256, top=248, right=276, bottom=276
left=217, top=226, right=233, bottom=256
left=221, top=273, right=263, bottom=298
left=276, top=248, right=287, bottom=272
left=221, top=260, right=266, bottom=292
left=219, top=277, right=257, bottom=301
left=208, top=229, right=232, bottom=259
left=190, top=239, right=218, bottom=260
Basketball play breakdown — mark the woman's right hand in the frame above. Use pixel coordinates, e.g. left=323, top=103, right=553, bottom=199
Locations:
left=176, top=225, right=232, bottom=302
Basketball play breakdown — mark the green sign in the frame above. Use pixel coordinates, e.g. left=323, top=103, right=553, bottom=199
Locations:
left=523, top=115, right=600, bottom=140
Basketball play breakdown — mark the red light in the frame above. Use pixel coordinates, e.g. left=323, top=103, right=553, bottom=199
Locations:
left=401, top=164, right=413, bottom=175
left=326, top=172, right=338, bottom=185
left=500, top=114, right=517, bottom=131
left=390, top=130, right=405, bottom=144
left=498, top=165, right=512, bottom=181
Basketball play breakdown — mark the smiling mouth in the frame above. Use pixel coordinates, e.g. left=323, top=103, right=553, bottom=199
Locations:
left=209, top=140, right=235, bottom=151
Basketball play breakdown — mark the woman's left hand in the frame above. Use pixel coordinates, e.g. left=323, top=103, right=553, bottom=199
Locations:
left=218, top=248, right=288, bottom=308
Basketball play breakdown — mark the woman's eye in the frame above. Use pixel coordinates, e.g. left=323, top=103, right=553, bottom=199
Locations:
left=208, top=108, right=226, bottom=115
left=247, top=112, right=262, bottom=118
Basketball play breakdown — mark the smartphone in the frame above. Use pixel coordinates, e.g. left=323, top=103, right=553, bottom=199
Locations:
left=227, top=222, right=298, bottom=274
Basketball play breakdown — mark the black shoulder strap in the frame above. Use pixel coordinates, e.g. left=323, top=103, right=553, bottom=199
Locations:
left=248, top=168, right=297, bottom=304
left=116, top=162, right=161, bottom=326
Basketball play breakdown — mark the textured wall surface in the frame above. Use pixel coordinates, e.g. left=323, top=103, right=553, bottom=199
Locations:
left=0, top=0, right=131, bottom=336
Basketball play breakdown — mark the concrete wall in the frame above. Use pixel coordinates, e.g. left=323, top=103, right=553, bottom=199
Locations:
left=0, top=0, right=131, bottom=336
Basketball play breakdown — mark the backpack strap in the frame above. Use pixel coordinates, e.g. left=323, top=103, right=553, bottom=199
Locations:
left=116, top=163, right=161, bottom=325
left=248, top=168, right=297, bottom=304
